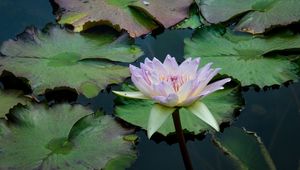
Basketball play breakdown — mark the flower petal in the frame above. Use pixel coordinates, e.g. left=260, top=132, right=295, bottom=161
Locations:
left=129, top=64, right=141, bottom=76
left=147, top=104, right=175, bottom=138
left=112, top=91, right=149, bottom=99
left=191, top=67, right=221, bottom=97
left=153, top=93, right=179, bottom=107
left=131, top=74, right=153, bottom=96
left=144, top=58, right=153, bottom=68
left=177, top=80, right=193, bottom=104
left=196, top=62, right=213, bottom=82
left=163, top=54, right=179, bottom=72
left=179, top=57, right=200, bottom=76
left=187, top=101, right=219, bottom=131
left=152, top=57, right=167, bottom=75
left=153, top=81, right=175, bottom=96
left=200, top=78, right=231, bottom=97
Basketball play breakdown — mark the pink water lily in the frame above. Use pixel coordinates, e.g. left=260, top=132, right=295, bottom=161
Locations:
left=114, top=55, right=231, bottom=138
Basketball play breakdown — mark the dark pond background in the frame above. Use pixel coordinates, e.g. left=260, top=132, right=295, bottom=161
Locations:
left=1, top=1, right=300, bottom=170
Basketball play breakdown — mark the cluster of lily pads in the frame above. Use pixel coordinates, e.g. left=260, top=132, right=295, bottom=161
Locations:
left=0, top=0, right=299, bottom=169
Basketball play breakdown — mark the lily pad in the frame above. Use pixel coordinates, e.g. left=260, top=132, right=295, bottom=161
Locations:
left=0, top=104, right=137, bottom=169
left=212, top=127, right=276, bottom=170
left=0, top=90, right=28, bottom=118
left=175, top=3, right=204, bottom=29
left=198, top=0, right=300, bottom=34
left=184, top=26, right=300, bottom=87
left=53, top=0, right=193, bottom=37
left=115, top=84, right=243, bottom=136
left=0, top=25, right=143, bottom=98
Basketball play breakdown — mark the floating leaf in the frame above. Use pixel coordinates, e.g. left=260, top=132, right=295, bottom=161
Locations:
left=175, top=3, right=204, bottom=29
left=53, top=0, right=193, bottom=37
left=213, top=127, right=276, bottom=170
left=0, top=90, right=28, bottom=118
left=115, top=84, right=243, bottom=136
left=0, top=104, right=137, bottom=169
left=184, top=26, right=300, bottom=87
left=0, top=26, right=143, bottom=98
left=199, top=0, right=300, bottom=34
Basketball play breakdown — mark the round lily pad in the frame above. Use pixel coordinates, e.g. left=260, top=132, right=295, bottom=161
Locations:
left=184, top=26, right=300, bottom=87
left=0, top=104, right=137, bottom=169
left=0, top=25, right=143, bottom=98
left=0, top=90, right=28, bottom=118
left=198, top=0, right=300, bottom=34
left=53, top=0, right=193, bottom=37
left=115, top=83, right=243, bottom=136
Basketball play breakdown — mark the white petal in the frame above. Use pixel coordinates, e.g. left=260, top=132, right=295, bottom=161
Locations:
left=112, top=91, right=149, bottom=99
left=152, top=57, right=167, bottom=75
left=153, top=93, right=179, bottom=107
left=163, top=54, right=179, bottom=72
left=144, top=58, right=153, bottom=68
left=179, top=57, right=200, bottom=76
left=191, top=68, right=221, bottom=97
left=131, top=75, right=153, bottom=96
left=147, top=104, right=175, bottom=138
left=177, top=80, right=193, bottom=104
left=153, top=81, right=175, bottom=96
left=196, top=62, right=213, bottom=81
left=187, top=101, right=219, bottom=131
left=200, top=78, right=231, bottom=97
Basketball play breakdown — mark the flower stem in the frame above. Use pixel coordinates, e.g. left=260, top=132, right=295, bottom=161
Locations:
left=172, top=109, right=194, bottom=170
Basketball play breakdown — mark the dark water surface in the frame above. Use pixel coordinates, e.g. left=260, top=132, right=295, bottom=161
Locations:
left=1, top=1, right=300, bottom=170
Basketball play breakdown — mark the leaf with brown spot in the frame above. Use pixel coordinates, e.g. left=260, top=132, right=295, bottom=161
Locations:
left=53, top=0, right=193, bottom=37
left=198, top=0, right=300, bottom=34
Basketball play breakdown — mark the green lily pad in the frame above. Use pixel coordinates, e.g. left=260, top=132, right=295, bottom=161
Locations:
left=115, top=84, right=243, bottom=136
left=0, top=104, right=137, bottom=169
left=198, top=0, right=300, bottom=34
left=0, top=25, right=143, bottom=98
left=175, top=3, right=204, bottom=29
left=53, top=0, right=193, bottom=37
left=212, top=127, right=276, bottom=170
left=0, top=90, right=28, bottom=118
left=184, top=26, right=300, bottom=87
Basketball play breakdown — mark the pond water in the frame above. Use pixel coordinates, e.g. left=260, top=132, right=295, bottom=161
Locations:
left=1, top=1, right=300, bottom=170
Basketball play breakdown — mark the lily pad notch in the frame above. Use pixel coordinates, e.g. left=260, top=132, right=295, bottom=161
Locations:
left=0, top=104, right=137, bottom=169
left=184, top=26, right=300, bottom=88
left=52, top=0, right=194, bottom=37
left=0, top=25, right=143, bottom=98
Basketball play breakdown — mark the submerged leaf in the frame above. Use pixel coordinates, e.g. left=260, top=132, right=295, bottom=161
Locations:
left=0, top=104, right=137, bottom=169
left=184, top=26, right=300, bottom=87
left=213, top=127, right=276, bottom=170
left=199, top=0, right=300, bottom=34
left=53, top=0, right=193, bottom=37
left=0, top=25, right=143, bottom=98
left=115, top=84, right=243, bottom=136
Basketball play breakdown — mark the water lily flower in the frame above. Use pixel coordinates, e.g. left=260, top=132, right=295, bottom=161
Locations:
left=114, top=55, right=231, bottom=138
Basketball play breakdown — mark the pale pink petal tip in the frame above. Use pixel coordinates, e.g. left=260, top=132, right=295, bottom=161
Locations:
left=193, top=58, right=200, bottom=65
left=224, top=78, right=231, bottom=83
left=129, top=64, right=138, bottom=73
left=153, top=57, right=162, bottom=64
left=144, top=57, right=152, bottom=65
